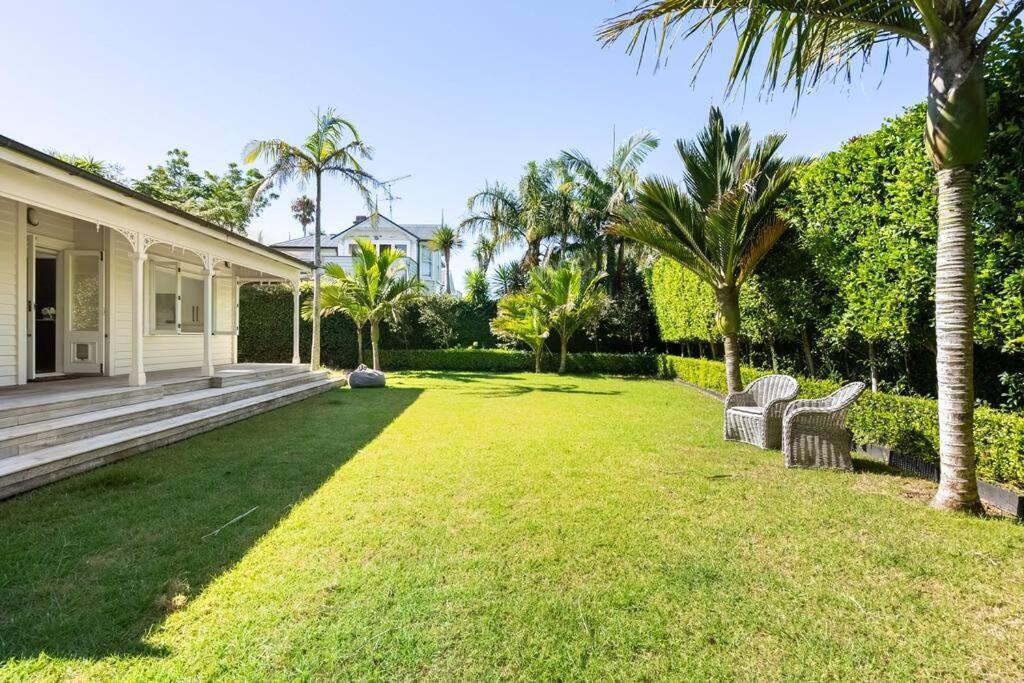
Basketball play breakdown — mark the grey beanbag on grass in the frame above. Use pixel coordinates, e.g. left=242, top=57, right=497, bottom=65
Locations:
left=348, top=364, right=386, bottom=388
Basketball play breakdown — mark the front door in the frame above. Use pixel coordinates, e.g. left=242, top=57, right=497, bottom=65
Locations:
left=64, top=250, right=104, bottom=375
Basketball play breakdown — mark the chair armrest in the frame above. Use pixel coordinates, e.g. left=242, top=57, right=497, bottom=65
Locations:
left=763, top=396, right=796, bottom=419
left=783, top=402, right=835, bottom=423
left=725, top=391, right=756, bottom=409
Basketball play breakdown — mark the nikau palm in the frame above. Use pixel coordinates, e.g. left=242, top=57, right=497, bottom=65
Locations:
left=309, top=238, right=423, bottom=370
left=428, top=225, right=464, bottom=294
left=601, top=0, right=1022, bottom=513
left=611, top=108, right=800, bottom=394
left=490, top=292, right=550, bottom=372
left=530, top=265, right=608, bottom=374
left=244, top=108, right=379, bottom=371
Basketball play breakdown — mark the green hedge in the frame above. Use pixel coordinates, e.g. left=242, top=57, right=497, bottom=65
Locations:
left=659, top=356, right=1024, bottom=491
left=381, top=349, right=662, bottom=375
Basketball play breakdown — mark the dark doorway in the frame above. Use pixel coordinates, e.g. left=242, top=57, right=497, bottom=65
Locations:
left=35, top=256, right=57, bottom=374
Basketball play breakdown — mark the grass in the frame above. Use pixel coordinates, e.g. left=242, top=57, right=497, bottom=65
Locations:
left=1, top=372, right=1023, bottom=680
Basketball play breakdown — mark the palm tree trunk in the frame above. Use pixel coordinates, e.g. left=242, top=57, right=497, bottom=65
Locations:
left=926, top=47, right=986, bottom=513
left=533, top=345, right=542, bottom=373
left=311, top=172, right=322, bottom=371
left=444, top=247, right=451, bottom=294
left=614, top=237, right=627, bottom=289
left=801, top=328, right=815, bottom=377
left=769, top=341, right=778, bottom=372
left=370, top=319, right=381, bottom=371
left=356, top=325, right=364, bottom=366
left=715, top=287, right=743, bottom=394
left=559, top=335, right=568, bottom=374
left=932, top=166, right=981, bottom=512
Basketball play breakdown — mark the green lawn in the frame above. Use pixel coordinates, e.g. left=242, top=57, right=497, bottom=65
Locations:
left=1, top=373, right=1022, bottom=680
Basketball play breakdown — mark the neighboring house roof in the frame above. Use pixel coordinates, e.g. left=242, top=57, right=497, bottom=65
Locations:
left=0, top=134, right=309, bottom=270
left=271, top=215, right=443, bottom=249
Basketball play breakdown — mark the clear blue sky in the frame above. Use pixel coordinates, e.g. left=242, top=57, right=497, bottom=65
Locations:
left=1, top=1, right=926, bottom=278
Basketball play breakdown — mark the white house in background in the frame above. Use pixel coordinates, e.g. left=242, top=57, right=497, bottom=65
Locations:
left=271, top=214, right=449, bottom=293
left=0, top=134, right=311, bottom=387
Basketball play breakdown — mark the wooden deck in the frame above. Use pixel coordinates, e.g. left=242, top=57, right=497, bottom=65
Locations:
left=0, top=364, right=300, bottom=408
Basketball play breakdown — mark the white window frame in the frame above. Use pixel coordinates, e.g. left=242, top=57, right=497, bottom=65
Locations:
left=149, top=261, right=180, bottom=335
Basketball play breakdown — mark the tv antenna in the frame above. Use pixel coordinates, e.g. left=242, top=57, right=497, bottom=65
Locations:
left=375, top=175, right=412, bottom=216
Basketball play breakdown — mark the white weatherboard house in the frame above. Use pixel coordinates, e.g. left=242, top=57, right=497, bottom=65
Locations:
left=272, top=214, right=448, bottom=293
left=0, top=135, right=343, bottom=499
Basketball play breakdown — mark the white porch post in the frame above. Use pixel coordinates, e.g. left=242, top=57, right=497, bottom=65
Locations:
left=202, top=265, right=215, bottom=376
left=292, top=282, right=301, bottom=364
left=129, top=249, right=147, bottom=386
left=15, top=202, right=27, bottom=385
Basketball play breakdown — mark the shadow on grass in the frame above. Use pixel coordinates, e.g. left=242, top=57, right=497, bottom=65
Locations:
left=0, top=386, right=421, bottom=663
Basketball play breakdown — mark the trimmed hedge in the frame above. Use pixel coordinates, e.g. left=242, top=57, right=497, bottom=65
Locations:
left=381, top=349, right=662, bottom=375
left=659, top=356, right=1024, bottom=492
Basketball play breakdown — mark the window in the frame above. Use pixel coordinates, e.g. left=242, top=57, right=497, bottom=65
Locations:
left=153, top=265, right=177, bottom=332
left=180, top=275, right=204, bottom=333
left=149, top=262, right=236, bottom=335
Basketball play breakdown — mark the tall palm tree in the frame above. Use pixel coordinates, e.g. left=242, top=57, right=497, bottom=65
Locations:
left=291, top=195, right=315, bottom=237
left=561, top=130, right=659, bottom=288
left=600, top=0, right=1022, bottom=513
left=427, top=225, right=464, bottom=294
left=244, top=108, right=379, bottom=371
left=530, top=265, right=608, bottom=374
left=308, top=238, right=423, bottom=370
left=611, top=108, right=801, bottom=394
left=491, top=291, right=551, bottom=372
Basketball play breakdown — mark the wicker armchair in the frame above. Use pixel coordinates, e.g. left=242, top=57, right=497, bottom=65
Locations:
left=782, top=382, right=866, bottom=471
left=724, top=375, right=800, bottom=449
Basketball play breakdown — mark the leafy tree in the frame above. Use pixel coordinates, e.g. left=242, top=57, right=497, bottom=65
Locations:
left=244, top=108, right=379, bottom=371
left=134, top=149, right=274, bottom=234
left=427, top=225, right=464, bottom=294
left=599, top=0, right=1024, bottom=514
left=307, top=269, right=371, bottom=366
left=612, top=108, right=801, bottom=393
left=530, top=265, right=608, bottom=373
left=308, top=238, right=423, bottom=370
left=48, top=151, right=127, bottom=183
left=490, top=292, right=550, bottom=372
left=291, top=196, right=315, bottom=237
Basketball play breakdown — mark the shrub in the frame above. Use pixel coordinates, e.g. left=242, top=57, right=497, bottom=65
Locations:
left=380, top=349, right=662, bottom=375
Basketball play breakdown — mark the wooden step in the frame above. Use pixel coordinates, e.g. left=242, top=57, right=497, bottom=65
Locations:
left=0, top=375, right=345, bottom=500
left=0, top=371, right=331, bottom=457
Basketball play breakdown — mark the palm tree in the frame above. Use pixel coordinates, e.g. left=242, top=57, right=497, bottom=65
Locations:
left=598, top=0, right=1021, bottom=514
left=243, top=108, right=379, bottom=372
left=530, top=265, right=608, bottom=374
left=492, top=260, right=527, bottom=297
left=305, top=269, right=371, bottom=366
left=427, top=225, right=464, bottom=294
left=611, top=108, right=801, bottom=394
left=462, top=162, right=562, bottom=268
left=291, top=195, right=315, bottom=237
left=308, top=238, right=423, bottom=370
left=491, top=292, right=551, bottom=372
left=561, top=130, right=659, bottom=288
